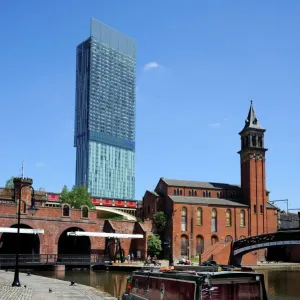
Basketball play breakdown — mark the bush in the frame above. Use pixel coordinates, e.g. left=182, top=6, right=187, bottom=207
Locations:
left=147, top=234, right=162, bottom=257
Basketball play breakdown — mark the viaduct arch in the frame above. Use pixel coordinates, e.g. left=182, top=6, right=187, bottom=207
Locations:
left=0, top=224, right=40, bottom=255
left=57, top=227, right=91, bottom=255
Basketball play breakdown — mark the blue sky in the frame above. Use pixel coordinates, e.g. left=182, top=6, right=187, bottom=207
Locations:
left=0, top=1, right=299, bottom=211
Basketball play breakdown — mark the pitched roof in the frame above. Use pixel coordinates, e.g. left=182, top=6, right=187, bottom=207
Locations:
left=147, top=190, right=159, bottom=196
left=266, top=202, right=279, bottom=210
left=168, top=195, right=248, bottom=207
left=241, top=101, right=265, bottom=132
left=161, top=178, right=240, bottom=190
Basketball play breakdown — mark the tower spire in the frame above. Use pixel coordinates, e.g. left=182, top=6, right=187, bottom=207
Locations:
left=241, top=101, right=264, bottom=133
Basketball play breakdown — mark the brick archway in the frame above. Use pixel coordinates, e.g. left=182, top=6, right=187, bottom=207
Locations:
left=0, top=224, right=40, bottom=254
left=57, top=227, right=91, bottom=255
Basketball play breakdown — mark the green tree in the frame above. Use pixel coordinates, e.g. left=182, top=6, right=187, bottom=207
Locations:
left=147, top=234, right=162, bottom=257
left=153, top=211, right=168, bottom=234
left=59, top=185, right=94, bottom=209
left=5, top=177, right=14, bottom=188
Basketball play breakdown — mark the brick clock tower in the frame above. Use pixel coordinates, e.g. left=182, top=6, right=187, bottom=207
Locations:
left=238, top=102, right=268, bottom=236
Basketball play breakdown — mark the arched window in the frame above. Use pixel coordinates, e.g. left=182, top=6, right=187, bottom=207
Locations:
left=240, top=210, right=246, bottom=227
left=181, top=207, right=187, bottom=232
left=174, top=189, right=177, bottom=195
left=240, top=235, right=246, bottom=240
left=254, top=205, right=257, bottom=214
left=177, top=188, right=180, bottom=195
left=181, top=235, right=188, bottom=256
left=196, top=208, right=202, bottom=225
left=208, top=191, right=211, bottom=198
left=179, top=190, right=183, bottom=196
left=260, top=205, right=263, bottom=214
left=217, top=192, right=220, bottom=198
left=211, top=235, right=219, bottom=245
left=62, top=204, right=70, bottom=217
left=252, top=135, right=257, bottom=147
left=81, top=206, right=89, bottom=218
left=189, top=190, right=192, bottom=196
left=194, top=191, right=197, bottom=196
left=203, top=191, right=206, bottom=197
left=211, top=209, right=217, bottom=232
left=226, top=209, right=232, bottom=226
left=225, top=235, right=233, bottom=243
left=196, top=235, right=204, bottom=255
left=258, top=136, right=263, bottom=147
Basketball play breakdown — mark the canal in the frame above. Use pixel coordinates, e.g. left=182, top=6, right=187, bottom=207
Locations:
left=34, top=269, right=300, bottom=299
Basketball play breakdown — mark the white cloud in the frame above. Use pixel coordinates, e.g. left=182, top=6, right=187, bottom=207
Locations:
left=208, top=123, right=221, bottom=128
left=35, top=162, right=45, bottom=168
left=143, top=62, right=161, bottom=71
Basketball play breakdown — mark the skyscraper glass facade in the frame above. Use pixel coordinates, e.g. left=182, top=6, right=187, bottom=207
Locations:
left=74, top=18, right=136, bottom=199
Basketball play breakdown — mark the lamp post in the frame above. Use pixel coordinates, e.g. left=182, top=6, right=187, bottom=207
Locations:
left=12, top=183, right=38, bottom=287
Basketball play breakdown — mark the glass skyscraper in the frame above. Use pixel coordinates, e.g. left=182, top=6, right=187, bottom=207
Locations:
left=74, top=18, right=136, bottom=199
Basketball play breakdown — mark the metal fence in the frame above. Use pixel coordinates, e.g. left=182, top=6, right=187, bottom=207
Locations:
left=0, top=254, right=110, bottom=266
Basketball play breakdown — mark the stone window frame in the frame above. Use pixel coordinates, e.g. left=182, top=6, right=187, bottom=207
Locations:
left=174, top=188, right=183, bottom=196
left=81, top=205, right=89, bottom=219
left=240, top=209, right=246, bottom=227
left=181, top=206, right=187, bottom=232
left=62, top=203, right=71, bottom=218
left=189, top=190, right=197, bottom=197
left=211, top=208, right=217, bottom=232
left=196, top=207, right=203, bottom=226
left=225, top=209, right=232, bottom=227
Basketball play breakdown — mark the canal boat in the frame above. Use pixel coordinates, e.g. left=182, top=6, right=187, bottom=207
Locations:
left=121, top=267, right=268, bottom=300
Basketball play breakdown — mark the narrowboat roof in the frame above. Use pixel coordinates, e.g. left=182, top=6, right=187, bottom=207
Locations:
left=133, top=270, right=260, bottom=279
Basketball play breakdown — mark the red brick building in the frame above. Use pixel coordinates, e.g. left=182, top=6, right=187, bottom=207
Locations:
left=142, top=103, right=278, bottom=265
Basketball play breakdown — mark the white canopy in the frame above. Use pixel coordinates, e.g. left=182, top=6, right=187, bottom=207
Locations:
left=0, top=227, right=44, bottom=234
left=67, top=231, right=143, bottom=239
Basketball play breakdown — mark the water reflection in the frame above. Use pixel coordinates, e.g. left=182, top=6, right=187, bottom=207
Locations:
left=260, top=269, right=300, bottom=300
left=33, top=269, right=300, bottom=298
left=34, top=270, right=129, bottom=297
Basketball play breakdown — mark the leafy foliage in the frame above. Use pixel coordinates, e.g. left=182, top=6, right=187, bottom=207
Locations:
left=108, top=216, right=124, bottom=221
left=153, top=211, right=168, bottom=234
left=59, top=185, right=94, bottom=209
left=5, top=177, right=14, bottom=188
left=147, top=234, right=162, bottom=257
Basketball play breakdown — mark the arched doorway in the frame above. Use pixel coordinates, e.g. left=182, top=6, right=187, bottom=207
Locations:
left=58, top=227, right=91, bottom=255
left=225, top=235, right=233, bottom=243
left=196, top=235, right=204, bottom=255
left=181, top=235, right=188, bottom=257
left=0, top=224, right=40, bottom=254
left=211, top=235, right=219, bottom=245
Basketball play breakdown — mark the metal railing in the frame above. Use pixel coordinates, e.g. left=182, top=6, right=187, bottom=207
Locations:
left=0, top=254, right=110, bottom=266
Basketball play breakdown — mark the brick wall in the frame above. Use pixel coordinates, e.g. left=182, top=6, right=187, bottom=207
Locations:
left=171, top=203, right=250, bottom=260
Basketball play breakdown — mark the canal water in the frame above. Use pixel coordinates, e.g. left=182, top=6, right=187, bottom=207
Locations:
left=34, top=269, right=300, bottom=299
